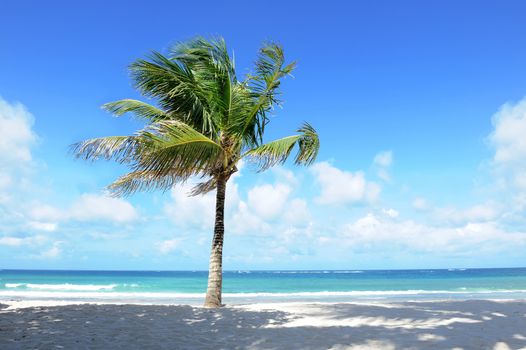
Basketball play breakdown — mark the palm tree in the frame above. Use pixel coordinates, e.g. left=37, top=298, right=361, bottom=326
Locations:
left=72, top=37, right=320, bottom=308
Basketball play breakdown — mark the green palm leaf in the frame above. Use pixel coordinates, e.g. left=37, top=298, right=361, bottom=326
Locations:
left=131, top=120, right=224, bottom=178
left=244, top=122, right=319, bottom=171
left=108, top=170, right=181, bottom=196
left=130, top=51, right=217, bottom=136
left=71, top=135, right=142, bottom=163
left=102, top=99, right=168, bottom=122
left=236, top=42, right=297, bottom=144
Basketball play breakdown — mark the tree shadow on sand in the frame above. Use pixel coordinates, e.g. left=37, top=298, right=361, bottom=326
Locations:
left=1, top=300, right=525, bottom=349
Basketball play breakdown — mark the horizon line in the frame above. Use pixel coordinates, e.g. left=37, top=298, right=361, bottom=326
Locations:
left=2, top=267, right=525, bottom=272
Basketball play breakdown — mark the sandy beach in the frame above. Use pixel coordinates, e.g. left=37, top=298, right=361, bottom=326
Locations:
left=1, top=299, right=525, bottom=349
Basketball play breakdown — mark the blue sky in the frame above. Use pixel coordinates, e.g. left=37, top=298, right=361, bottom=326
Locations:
left=1, top=0, right=526, bottom=270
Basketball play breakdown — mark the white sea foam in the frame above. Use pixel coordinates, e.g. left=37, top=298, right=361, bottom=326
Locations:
left=5, top=283, right=117, bottom=291
left=333, top=270, right=364, bottom=274
left=1, top=289, right=526, bottom=302
left=270, top=271, right=365, bottom=274
left=0, top=291, right=202, bottom=299
left=221, top=290, right=526, bottom=298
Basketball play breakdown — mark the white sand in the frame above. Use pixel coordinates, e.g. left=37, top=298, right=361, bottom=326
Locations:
left=1, top=300, right=526, bottom=349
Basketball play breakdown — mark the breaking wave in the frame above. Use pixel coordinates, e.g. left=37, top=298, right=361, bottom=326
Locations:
left=5, top=283, right=117, bottom=291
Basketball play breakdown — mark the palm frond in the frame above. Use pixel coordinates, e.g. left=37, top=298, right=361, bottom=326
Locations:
left=108, top=170, right=180, bottom=196
left=190, top=177, right=217, bottom=196
left=132, top=120, right=224, bottom=178
left=294, top=122, right=319, bottom=166
left=130, top=51, right=218, bottom=137
left=171, top=37, right=237, bottom=129
left=102, top=99, right=168, bottom=122
left=110, top=171, right=218, bottom=197
left=171, top=37, right=236, bottom=82
left=243, top=122, right=319, bottom=171
left=71, top=135, right=142, bottom=163
left=229, top=42, right=296, bottom=146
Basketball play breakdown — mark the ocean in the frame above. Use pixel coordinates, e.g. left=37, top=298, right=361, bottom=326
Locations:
left=1, top=268, right=526, bottom=305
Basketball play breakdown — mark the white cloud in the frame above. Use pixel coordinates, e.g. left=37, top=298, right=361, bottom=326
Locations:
left=311, top=162, right=381, bottom=205
left=0, top=235, right=47, bottom=247
left=0, top=98, right=38, bottom=207
left=0, top=236, right=26, bottom=246
left=374, top=151, right=393, bottom=182
left=376, top=169, right=390, bottom=182
left=162, top=171, right=300, bottom=237
left=29, top=204, right=63, bottom=222
left=38, top=242, right=62, bottom=259
left=26, top=195, right=138, bottom=226
left=0, top=98, right=141, bottom=261
left=156, top=238, right=182, bottom=255
left=230, top=200, right=270, bottom=235
left=395, top=96, right=526, bottom=238
left=340, top=212, right=526, bottom=254
left=0, top=174, right=12, bottom=203
left=0, top=99, right=62, bottom=253
left=382, top=208, right=399, bottom=218
left=164, top=176, right=241, bottom=229
left=1, top=237, right=62, bottom=259
left=28, top=221, right=58, bottom=232
left=247, top=183, right=291, bottom=220
left=272, top=167, right=299, bottom=186
left=70, top=194, right=138, bottom=223
left=412, top=197, right=429, bottom=211
left=488, top=97, right=526, bottom=201
left=516, top=172, right=526, bottom=190
left=374, top=151, right=393, bottom=167
left=88, top=231, right=128, bottom=240
left=283, top=199, right=311, bottom=225
left=434, top=203, right=500, bottom=225
left=164, top=183, right=216, bottom=229
left=0, top=174, right=12, bottom=189
left=484, top=96, right=526, bottom=220
left=228, top=179, right=309, bottom=234
left=490, top=97, right=526, bottom=165
left=0, top=97, right=37, bottom=166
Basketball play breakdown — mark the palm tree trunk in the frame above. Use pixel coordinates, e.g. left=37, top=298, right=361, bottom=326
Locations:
left=204, top=176, right=227, bottom=307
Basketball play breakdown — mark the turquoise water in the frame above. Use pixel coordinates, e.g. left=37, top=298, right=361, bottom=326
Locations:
left=1, top=268, right=526, bottom=304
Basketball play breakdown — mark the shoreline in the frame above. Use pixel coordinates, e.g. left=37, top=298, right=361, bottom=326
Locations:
left=2, top=292, right=526, bottom=308
left=2, top=297, right=526, bottom=310
left=2, top=299, right=526, bottom=349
